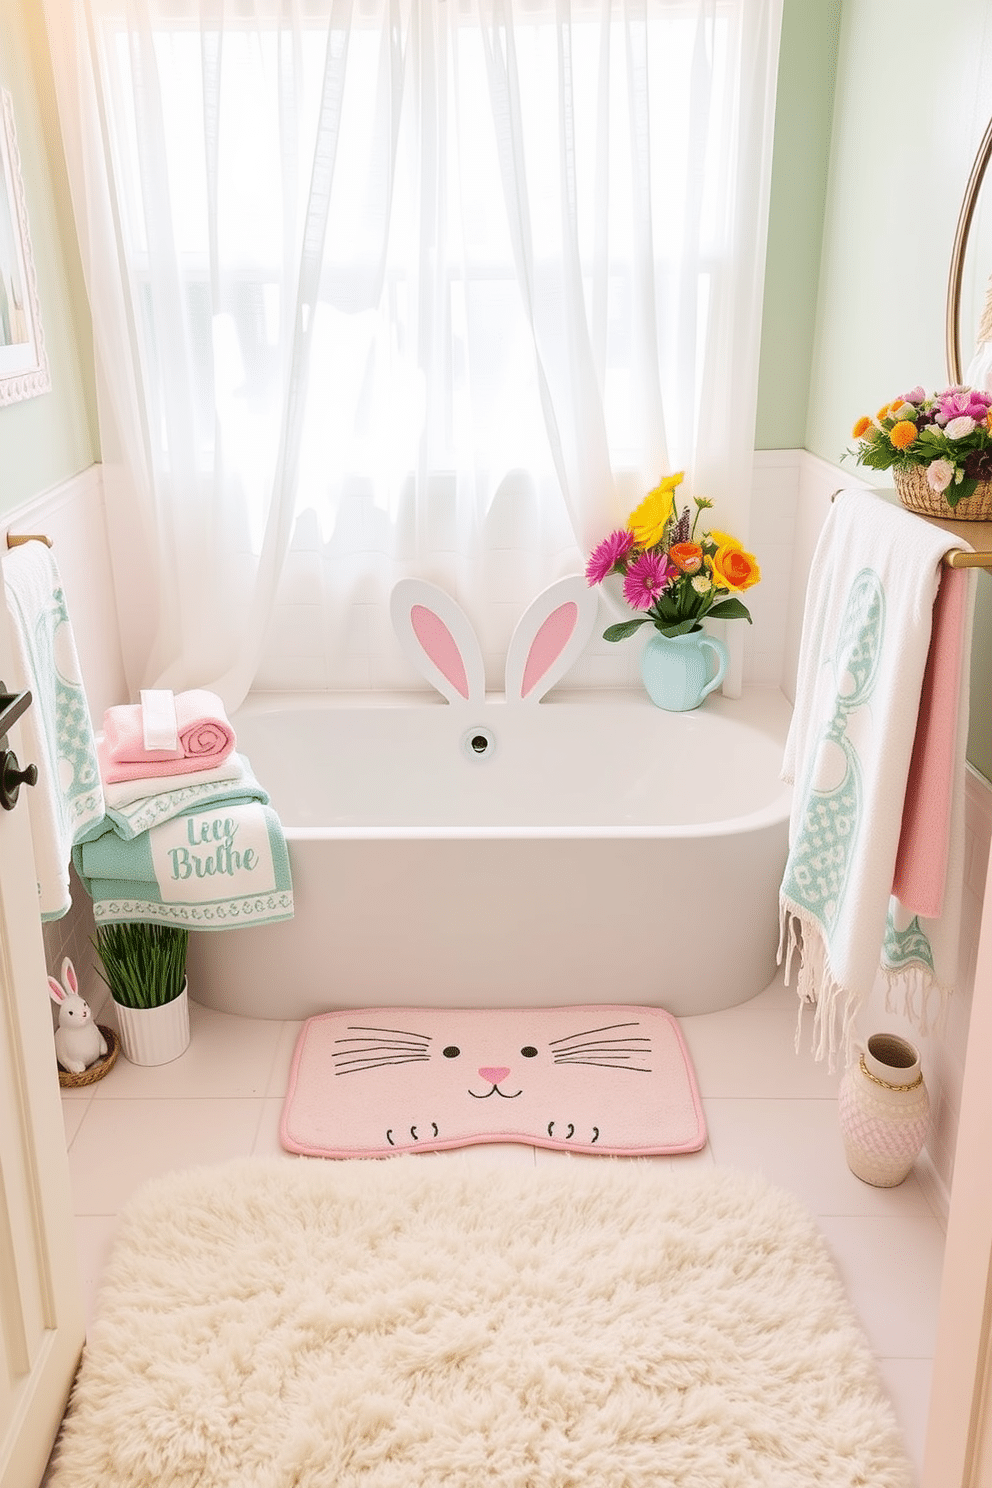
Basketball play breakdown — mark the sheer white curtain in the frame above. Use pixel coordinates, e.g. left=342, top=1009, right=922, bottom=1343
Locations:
left=44, top=0, right=782, bottom=705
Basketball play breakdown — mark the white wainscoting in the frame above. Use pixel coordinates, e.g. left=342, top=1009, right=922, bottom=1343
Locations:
left=4, top=456, right=988, bottom=1216
left=3, top=465, right=127, bottom=1010
left=2, top=464, right=127, bottom=722
left=764, top=449, right=990, bottom=1222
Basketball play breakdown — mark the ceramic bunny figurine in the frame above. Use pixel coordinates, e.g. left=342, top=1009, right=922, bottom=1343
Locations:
left=49, top=957, right=107, bottom=1074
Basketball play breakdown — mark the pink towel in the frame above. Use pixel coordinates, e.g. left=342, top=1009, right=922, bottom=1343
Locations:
left=891, top=566, right=968, bottom=920
left=100, top=689, right=236, bottom=785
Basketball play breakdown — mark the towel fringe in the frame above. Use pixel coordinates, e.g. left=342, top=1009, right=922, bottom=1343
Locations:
left=882, top=967, right=951, bottom=1041
left=779, top=900, right=862, bottom=1074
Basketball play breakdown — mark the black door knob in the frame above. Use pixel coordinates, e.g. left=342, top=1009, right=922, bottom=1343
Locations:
left=0, top=749, right=38, bottom=810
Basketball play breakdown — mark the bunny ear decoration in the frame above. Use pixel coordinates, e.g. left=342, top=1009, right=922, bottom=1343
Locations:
left=504, top=575, right=599, bottom=704
left=390, top=580, right=486, bottom=705
left=61, top=957, right=79, bottom=997
left=49, top=976, right=66, bottom=1006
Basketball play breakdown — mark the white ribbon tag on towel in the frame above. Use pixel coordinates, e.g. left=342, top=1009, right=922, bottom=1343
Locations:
left=140, top=689, right=179, bottom=752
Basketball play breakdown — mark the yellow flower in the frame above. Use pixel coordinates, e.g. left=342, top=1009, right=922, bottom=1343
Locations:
left=628, top=472, right=685, bottom=548
left=711, top=542, right=761, bottom=593
left=656, top=471, right=685, bottom=492
left=877, top=402, right=894, bottom=421
left=852, top=415, right=871, bottom=439
left=889, top=420, right=917, bottom=450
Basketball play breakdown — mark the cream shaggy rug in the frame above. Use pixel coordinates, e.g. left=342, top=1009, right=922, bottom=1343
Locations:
left=49, top=1159, right=913, bottom=1488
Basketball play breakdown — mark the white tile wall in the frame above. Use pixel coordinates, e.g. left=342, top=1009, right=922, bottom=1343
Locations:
left=763, top=450, right=992, bottom=1220
left=2, top=466, right=128, bottom=722
left=3, top=468, right=128, bottom=1033
left=5, top=455, right=990, bottom=1224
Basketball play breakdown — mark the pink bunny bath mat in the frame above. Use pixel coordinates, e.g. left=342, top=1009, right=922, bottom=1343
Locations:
left=280, top=1004, right=706, bottom=1158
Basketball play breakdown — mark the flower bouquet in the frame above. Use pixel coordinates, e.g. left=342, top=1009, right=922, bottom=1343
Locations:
left=585, top=473, right=761, bottom=641
left=849, top=385, right=992, bottom=518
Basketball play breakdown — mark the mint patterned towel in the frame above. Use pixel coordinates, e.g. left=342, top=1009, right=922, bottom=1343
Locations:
left=2, top=543, right=105, bottom=921
left=778, top=489, right=973, bottom=1067
left=72, top=799, right=294, bottom=931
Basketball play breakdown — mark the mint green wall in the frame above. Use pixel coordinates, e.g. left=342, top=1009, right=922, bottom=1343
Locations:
left=0, top=1, right=97, bottom=515
left=801, top=0, right=992, bottom=782
left=754, top=0, right=840, bottom=449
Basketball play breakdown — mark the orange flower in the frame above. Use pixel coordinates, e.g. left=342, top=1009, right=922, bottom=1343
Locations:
left=889, top=420, right=918, bottom=450
left=711, top=542, right=761, bottom=593
left=851, top=415, right=871, bottom=440
left=877, top=402, right=894, bottom=421
left=669, top=542, right=704, bottom=574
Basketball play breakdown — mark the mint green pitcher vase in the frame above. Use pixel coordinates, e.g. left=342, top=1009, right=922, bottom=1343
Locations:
left=640, top=629, right=728, bottom=711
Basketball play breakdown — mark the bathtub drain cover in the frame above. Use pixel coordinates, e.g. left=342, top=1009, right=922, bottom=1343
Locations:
left=461, top=726, right=496, bottom=760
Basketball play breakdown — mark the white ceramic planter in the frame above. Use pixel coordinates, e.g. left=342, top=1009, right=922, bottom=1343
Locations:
left=838, top=1032, right=930, bottom=1187
left=114, top=981, right=191, bottom=1067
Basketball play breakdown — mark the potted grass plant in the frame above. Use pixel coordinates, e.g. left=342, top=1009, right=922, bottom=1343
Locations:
left=93, top=922, right=190, bottom=1067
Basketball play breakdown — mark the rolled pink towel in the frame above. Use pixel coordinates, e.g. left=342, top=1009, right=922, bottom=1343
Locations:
left=100, top=689, right=236, bottom=784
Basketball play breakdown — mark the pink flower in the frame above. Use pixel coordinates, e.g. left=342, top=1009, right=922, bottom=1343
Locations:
left=622, top=551, right=673, bottom=609
left=926, top=459, right=954, bottom=493
left=938, top=389, right=992, bottom=426
left=899, top=386, right=927, bottom=405
left=585, top=529, right=635, bottom=585
left=944, top=415, right=977, bottom=440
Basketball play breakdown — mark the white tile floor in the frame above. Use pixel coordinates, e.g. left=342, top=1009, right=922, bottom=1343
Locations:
left=60, top=970, right=945, bottom=1482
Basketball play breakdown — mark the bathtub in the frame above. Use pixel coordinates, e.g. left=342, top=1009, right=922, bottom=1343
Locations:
left=187, top=687, right=794, bottom=1020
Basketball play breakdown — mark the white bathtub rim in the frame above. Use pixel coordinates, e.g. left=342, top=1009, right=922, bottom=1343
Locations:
left=235, top=683, right=789, bottom=713
left=284, top=804, right=790, bottom=842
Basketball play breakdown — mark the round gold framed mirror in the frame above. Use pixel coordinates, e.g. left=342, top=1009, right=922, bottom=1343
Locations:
left=947, top=113, right=992, bottom=385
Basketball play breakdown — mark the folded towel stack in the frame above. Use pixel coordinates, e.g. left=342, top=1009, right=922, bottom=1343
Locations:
left=77, top=689, right=294, bottom=932
left=99, top=689, right=237, bottom=783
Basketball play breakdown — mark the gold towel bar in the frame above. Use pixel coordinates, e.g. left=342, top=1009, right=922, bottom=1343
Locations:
left=943, top=546, right=992, bottom=570
left=829, top=490, right=992, bottom=571
left=5, top=533, right=52, bottom=549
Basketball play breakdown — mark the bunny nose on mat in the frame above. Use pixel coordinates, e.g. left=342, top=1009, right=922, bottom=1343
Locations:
left=479, top=1066, right=510, bottom=1083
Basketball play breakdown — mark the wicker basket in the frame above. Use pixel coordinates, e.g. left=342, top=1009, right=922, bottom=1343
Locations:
left=894, top=464, right=992, bottom=521
left=57, top=1025, right=120, bottom=1088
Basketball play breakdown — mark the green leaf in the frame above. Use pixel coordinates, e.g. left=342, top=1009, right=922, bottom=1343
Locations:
left=92, top=922, right=188, bottom=1009
left=656, top=618, right=703, bottom=638
left=706, top=597, right=752, bottom=623
left=944, top=477, right=976, bottom=510
left=602, top=618, right=652, bottom=642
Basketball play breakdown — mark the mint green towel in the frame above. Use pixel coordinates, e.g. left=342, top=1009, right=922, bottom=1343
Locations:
left=73, top=800, right=294, bottom=931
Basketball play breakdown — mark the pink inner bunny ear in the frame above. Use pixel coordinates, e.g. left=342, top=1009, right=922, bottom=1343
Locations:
left=49, top=977, right=66, bottom=1004
left=62, top=958, right=78, bottom=996
left=504, top=575, right=599, bottom=704
left=411, top=605, right=470, bottom=701
left=521, top=602, right=578, bottom=698
left=390, top=578, right=485, bottom=705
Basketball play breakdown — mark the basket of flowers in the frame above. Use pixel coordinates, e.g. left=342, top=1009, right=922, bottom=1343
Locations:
left=850, top=385, right=992, bottom=520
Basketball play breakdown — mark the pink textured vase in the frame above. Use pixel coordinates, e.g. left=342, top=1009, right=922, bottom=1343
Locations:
left=838, top=1033, right=930, bottom=1187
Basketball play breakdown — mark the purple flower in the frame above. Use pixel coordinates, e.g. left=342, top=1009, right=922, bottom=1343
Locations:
left=938, top=389, right=992, bottom=426
left=622, top=551, right=673, bottom=610
left=585, top=529, right=636, bottom=585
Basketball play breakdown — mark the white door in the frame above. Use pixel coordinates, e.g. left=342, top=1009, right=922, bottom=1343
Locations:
left=0, top=619, right=84, bottom=1483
